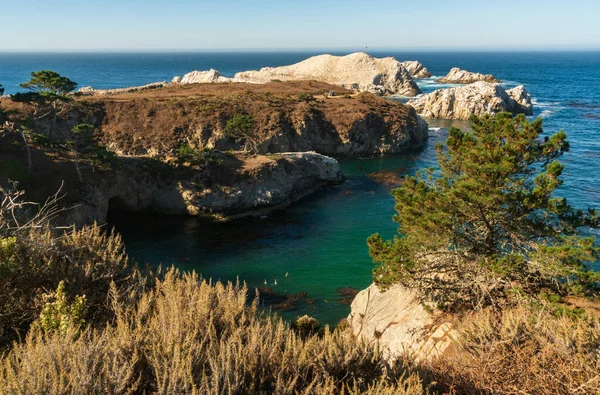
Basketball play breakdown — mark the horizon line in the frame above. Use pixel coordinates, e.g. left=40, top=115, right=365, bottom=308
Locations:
left=1, top=46, right=600, bottom=53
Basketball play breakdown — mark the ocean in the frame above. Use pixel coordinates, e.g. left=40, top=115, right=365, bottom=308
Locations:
left=1, top=51, right=599, bottom=324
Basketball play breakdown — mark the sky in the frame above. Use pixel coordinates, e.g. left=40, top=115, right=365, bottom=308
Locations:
left=0, top=0, right=599, bottom=51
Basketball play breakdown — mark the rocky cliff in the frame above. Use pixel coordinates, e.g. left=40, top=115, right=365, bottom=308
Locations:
left=407, top=82, right=533, bottom=120
left=232, top=52, right=421, bottom=96
left=400, top=61, right=431, bottom=78
left=88, top=81, right=427, bottom=158
left=436, top=67, right=500, bottom=84
left=72, top=151, right=343, bottom=224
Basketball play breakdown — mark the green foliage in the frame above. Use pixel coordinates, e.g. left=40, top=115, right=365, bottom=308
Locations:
left=298, top=93, right=316, bottom=102
left=19, top=70, right=77, bottom=95
left=67, top=123, right=94, bottom=150
left=37, top=281, right=87, bottom=336
left=369, top=113, right=599, bottom=310
left=0, top=237, right=19, bottom=277
left=223, top=114, right=258, bottom=153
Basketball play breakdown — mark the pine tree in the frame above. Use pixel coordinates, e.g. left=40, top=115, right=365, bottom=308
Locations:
left=368, top=113, right=599, bottom=311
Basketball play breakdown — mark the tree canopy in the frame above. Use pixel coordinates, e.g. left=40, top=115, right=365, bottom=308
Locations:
left=368, top=113, right=599, bottom=311
left=19, top=70, right=77, bottom=95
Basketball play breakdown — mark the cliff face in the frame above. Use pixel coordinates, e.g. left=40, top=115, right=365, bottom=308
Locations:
left=71, top=151, right=343, bottom=225
left=88, top=81, right=427, bottom=158
left=407, top=82, right=533, bottom=120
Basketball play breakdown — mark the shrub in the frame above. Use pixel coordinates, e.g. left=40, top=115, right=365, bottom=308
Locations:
left=223, top=114, right=258, bottom=153
left=424, top=306, right=600, bottom=394
left=298, top=93, right=316, bottom=102
left=37, top=281, right=87, bottom=336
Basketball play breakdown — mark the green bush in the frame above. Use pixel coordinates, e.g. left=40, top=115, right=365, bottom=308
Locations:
left=223, top=114, right=258, bottom=153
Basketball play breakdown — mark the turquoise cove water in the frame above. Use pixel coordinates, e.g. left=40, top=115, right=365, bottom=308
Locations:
left=2, top=51, right=598, bottom=324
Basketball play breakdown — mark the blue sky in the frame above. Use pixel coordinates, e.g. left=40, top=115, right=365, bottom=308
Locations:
left=1, top=0, right=599, bottom=51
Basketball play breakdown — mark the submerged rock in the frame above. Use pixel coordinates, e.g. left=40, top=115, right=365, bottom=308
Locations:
left=436, top=67, right=500, bottom=84
left=348, top=283, right=456, bottom=362
left=400, top=61, right=431, bottom=78
left=233, top=52, right=421, bottom=96
left=407, top=81, right=533, bottom=120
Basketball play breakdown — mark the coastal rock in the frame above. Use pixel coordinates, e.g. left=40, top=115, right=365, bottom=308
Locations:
left=400, top=61, right=431, bottom=78
left=70, top=151, right=343, bottom=225
left=233, top=52, right=421, bottom=96
left=348, top=283, right=456, bottom=362
left=76, top=81, right=169, bottom=96
left=179, top=69, right=233, bottom=84
left=436, top=67, right=500, bottom=84
left=407, top=81, right=533, bottom=120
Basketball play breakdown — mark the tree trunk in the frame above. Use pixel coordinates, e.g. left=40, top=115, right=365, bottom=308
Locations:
left=20, top=129, right=32, bottom=171
left=73, top=150, right=83, bottom=183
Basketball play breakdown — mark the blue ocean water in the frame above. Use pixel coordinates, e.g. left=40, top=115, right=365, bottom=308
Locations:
left=2, top=51, right=599, bottom=324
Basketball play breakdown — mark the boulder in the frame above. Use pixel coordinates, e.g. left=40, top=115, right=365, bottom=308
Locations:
left=407, top=82, right=533, bottom=120
left=348, top=283, right=456, bottom=362
left=400, top=61, right=431, bottom=78
left=234, top=52, right=421, bottom=96
left=436, top=67, right=500, bottom=84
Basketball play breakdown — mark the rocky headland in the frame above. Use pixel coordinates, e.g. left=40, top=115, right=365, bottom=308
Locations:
left=407, top=81, right=533, bottom=120
left=2, top=80, right=427, bottom=225
left=436, top=67, right=500, bottom=84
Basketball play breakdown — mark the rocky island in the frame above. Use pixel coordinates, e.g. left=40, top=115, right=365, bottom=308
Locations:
left=436, top=67, right=501, bottom=84
left=407, top=81, right=533, bottom=120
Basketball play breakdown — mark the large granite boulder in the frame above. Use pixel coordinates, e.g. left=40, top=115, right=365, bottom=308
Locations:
left=348, top=283, right=456, bottom=362
left=400, top=61, right=431, bottom=78
left=407, top=82, right=533, bottom=120
left=436, top=67, right=500, bottom=84
left=233, top=52, right=421, bottom=96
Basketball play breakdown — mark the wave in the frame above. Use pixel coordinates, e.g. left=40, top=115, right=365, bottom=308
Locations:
left=428, top=127, right=442, bottom=132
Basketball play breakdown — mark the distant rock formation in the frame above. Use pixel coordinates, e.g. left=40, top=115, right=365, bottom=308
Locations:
left=348, top=283, right=456, bottom=362
left=177, top=69, right=232, bottom=84
left=233, top=52, right=421, bottom=96
left=436, top=67, right=500, bottom=84
left=400, top=61, right=431, bottom=78
left=77, top=82, right=169, bottom=96
left=407, top=81, right=533, bottom=120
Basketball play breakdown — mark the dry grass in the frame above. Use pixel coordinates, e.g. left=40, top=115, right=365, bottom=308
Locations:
left=0, top=269, right=425, bottom=395
left=422, top=307, right=600, bottom=394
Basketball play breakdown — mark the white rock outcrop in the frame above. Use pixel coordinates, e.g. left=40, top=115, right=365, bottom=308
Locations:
left=348, top=283, right=456, bottom=362
left=77, top=82, right=169, bottom=96
left=233, top=52, right=421, bottom=96
left=178, top=69, right=233, bottom=84
left=400, top=61, right=431, bottom=78
left=436, top=67, right=500, bottom=84
left=407, top=81, right=533, bottom=120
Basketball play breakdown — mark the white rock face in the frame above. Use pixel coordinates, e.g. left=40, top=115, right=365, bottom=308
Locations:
left=436, top=67, right=500, bottom=84
left=407, top=81, right=533, bottom=120
left=233, top=52, right=421, bottom=96
left=348, top=283, right=456, bottom=362
left=179, top=69, right=233, bottom=84
left=400, top=61, right=431, bottom=78
left=77, top=82, right=168, bottom=96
